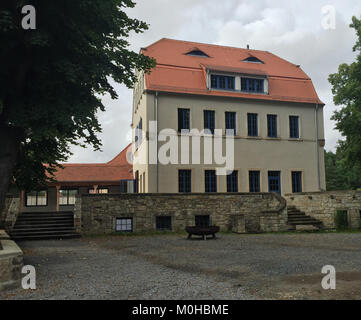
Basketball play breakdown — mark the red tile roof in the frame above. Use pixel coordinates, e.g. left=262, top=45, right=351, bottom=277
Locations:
left=48, top=144, right=133, bottom=185
left=142, top=38, right=324, bottom=105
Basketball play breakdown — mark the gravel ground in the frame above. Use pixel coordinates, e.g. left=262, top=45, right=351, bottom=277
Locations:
left=2, top=232, right=361, bottom=300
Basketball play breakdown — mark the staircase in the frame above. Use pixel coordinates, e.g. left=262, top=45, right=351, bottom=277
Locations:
left=10, top=211, right=81, bottom=240
left=287, top=206, right=323, bottom=231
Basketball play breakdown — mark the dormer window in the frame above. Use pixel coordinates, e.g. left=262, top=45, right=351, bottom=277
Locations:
left=211, top=75, right=235, bottom=90
left=186, top=49, right=209, bottom=57
left=243, top=56, right=264, bottom=64
left=241, top=78, right=264, bottom=93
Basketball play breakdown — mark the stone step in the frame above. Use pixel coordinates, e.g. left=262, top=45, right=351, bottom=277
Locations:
left=11, top=233, right=81, bottom=241
left=288, top=220, right=322, bottom=225
left=11, top=227, right=76, bottom=234
left=13, top=223, right=74, bottom=229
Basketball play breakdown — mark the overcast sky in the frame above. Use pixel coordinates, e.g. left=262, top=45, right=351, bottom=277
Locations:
left=68, top=0, right=361, bottom=163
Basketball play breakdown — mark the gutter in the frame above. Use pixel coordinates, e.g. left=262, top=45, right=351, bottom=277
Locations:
left=155, top=91, right=159, bottom=193
left=314, top=103, right=321, bottom=191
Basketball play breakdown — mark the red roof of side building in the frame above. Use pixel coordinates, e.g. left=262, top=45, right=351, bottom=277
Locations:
left=48, top=144, right=133, bottom=186
left=142, top=38, right=324, bottom=105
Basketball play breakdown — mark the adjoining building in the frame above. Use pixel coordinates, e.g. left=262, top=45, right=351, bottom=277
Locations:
left=132, top=38, right=326, bottom=195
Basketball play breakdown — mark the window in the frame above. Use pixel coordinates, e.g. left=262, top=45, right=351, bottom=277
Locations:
left=116, top=218, right=133, bottom=232
left=88, top=188, right=109, bottom=194
left=135, top=117, right=143, bottom=148
left=204, top=110, right=215, bottom=134
left=243, top=56, right=264, bottom=64
left=267, top=115, right=277, bottom=138
left=289, top=116, right=300, bottom=138
left=241, top=78, right=264, bottom=93
left=268, top=171, right=281, bottom=194
left=211, top=75, right=235, bottom=90
left=179, top=170, right=191, bottom=193
left=195, top=215, right=210, bottom=227
left=227, top=171, right=238, bottom=192
left=156, top=216, right=172, bottom=231
left=120, top=180, right=136, bottom=193
left=186, top=50, right=209, bottom=57
left=205, top=170, right=217, bottom=192
left=26, top=190, right=47, bottom=207
left=59, top=189, right=78, bottom=205
left=178, top=108, right=190, bottom=132
left=248, top=113, right=258, bottom=137
left=249, top=171, right=260, bottom=192
left=292, top=172, right=303, bottom=193
left=225, top=112, right=236, bottom=135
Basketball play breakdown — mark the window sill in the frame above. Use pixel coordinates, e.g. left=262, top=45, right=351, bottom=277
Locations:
left=288, top=138, right=303, bottom=142
left=246, top=136, right=262, bottom=140
left=265, top=137, right=281, bottom=141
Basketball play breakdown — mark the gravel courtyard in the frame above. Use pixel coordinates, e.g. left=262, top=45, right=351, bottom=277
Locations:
left=2, top=232, right=361, bottom=300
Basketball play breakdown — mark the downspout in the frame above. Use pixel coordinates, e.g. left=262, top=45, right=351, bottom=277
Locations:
left=155, top=91, right=159, bottom=193
left=314, top=104, right=321, bottom=191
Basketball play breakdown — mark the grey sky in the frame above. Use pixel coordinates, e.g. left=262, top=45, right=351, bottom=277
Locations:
left=68, top=0, right=361, bottom=163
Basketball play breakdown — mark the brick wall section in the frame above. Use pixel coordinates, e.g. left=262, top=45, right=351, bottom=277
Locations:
left=284, top=191, right=361, bottom=229
left=75, top=193, right=288, bottom=234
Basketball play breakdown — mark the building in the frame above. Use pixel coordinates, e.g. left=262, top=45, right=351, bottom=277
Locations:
left=16, top=144, right=135, bottom=213
left=132, top=38, right=326, bottom=195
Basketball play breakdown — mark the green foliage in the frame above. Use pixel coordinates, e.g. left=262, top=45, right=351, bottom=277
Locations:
left=334, top=210, right=349, bottom=230
left=329, top=16, right=361, bottom=169
left=325, top=150, right=361, bottom=190
left=0, top=0, right=155, bottom=190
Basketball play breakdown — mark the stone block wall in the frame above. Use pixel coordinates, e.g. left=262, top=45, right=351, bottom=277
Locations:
left=285, top=191, right=361, bottom=229
left=1, top=196, right=20, bottom=232
left=75, top=192, right=288, bottom=235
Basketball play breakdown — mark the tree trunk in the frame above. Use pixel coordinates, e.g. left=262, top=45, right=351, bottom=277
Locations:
left=0, top=126, right=21, bottom=227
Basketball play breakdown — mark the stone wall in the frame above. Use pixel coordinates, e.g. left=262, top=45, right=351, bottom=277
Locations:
left=1, top=195, right=20, bottom=232
left=0, top=232, right=23, bottom=291
left=75, top=192, right=288, bottom=235
left=285, top=191, right=361, bottom=229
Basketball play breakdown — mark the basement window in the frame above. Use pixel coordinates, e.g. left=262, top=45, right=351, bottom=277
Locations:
left=156, top=216, right=172, bottom=231
left=116, top=218, right=133, bottom=232
left=195, top=215, right=210, bottom=227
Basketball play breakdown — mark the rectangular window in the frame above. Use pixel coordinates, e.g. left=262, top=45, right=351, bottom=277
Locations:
left=267, top=114, right=277, bottom=138
left=116, top=218, right=133, bottom=232
left=120, top=180, right=136, bottom=193
left=227, top=171, right=238, bottom=192
left=135, top=117, right=143, bottom=148
left=249, top=171, right=260, bottom=192
left=26, top=190, right=47, bottom=207
left=292, top=171, right=303, bottom=193
left=211, top=75, right=235, bottom=90
left=89, top=188, right=109, bottom=194
left=59, top=189, right=78, bottom=205
left=179, top=170, right=191, bottom=193
left=156, top=216, right=172, bottom=231
left=204, top=110, right=215, bottom=134
left=225, top=112, right=236, bottom=135
left=195, top=215, right=210, bottom=227
left=248, top=113, right=258, bottom=137
left=205, top=170, right=217, bottom=192
left=289, top=116, right=300, bottom=138
left=241, top=78, right=264, bottom=93
left=178, top=108, right=190, bottom=132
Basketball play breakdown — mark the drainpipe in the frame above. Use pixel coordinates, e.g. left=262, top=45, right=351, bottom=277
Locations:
left=155, top=91, right=159, bottom=193
left=314, top=104, right=321, bottom=191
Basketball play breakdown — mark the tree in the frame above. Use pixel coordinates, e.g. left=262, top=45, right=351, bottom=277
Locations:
left=329, top=16, right=361, bottom=169
left=325, top=150, right=361, bottom=191
left=0, top=0, right=155, bottom=218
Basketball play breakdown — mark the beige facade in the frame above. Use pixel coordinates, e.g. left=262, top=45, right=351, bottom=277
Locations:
left=132, top=90, right=326, bottom=195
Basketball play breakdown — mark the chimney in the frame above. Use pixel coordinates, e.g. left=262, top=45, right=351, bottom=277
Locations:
left=247, top=44, right=250, bottom=50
